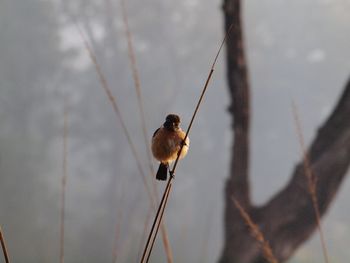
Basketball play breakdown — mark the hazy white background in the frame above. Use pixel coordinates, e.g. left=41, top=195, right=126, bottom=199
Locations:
left=1, top=0, right=350, bottom=262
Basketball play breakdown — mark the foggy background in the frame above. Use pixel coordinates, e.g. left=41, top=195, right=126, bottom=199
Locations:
left=1, top=0, right=350, bottom=262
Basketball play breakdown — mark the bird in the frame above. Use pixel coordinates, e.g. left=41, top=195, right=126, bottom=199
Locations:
left=151, top=114, right=190, bottom=181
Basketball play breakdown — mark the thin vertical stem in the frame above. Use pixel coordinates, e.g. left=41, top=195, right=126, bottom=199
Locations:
left=140, top=24, right=234, bottom=263
left=118, top=1, right=173, bottom=260
left=232, top=198, right=278, bottom=263
left=292, top=101, right=330, bottom=263
left=145, top=183, right=172, bottom=263
left=140, top=179, right=173, bottom=263
left=119, top=0, right=155, bottom=176
left=76, top=25, right=154, bottom=205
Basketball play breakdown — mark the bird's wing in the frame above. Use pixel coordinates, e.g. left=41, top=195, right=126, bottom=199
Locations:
left=152, top=127, right=161, bottom=138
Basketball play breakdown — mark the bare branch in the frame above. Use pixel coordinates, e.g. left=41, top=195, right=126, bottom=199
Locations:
left=260, top=80, right=350, bottom=261
left=223, top=0, right=251, bottom=206
left=220, top=0, right=350, bottom=262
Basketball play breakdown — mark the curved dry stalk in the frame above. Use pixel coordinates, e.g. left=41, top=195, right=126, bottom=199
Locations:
left=0, top=226, right=10, bottom=263
left=145, top=183, right=172, bottom=263
left=292, top=101, right=330, bottom=263
left=76, top=25, right=154, bottom=205
left=232, top=198, right=278, bottom=263
left=119, top=0, right=154, bottom=176
left=159, top=224, right=173, bottom=263
left=140, top=24, right=234, bottom=263
left=117, top=1, right=173, bottom=261
left=72, top=10, right=173, bottom=260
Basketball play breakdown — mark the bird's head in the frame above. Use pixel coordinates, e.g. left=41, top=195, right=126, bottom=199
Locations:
left=164, top=114, right=180, bottom=131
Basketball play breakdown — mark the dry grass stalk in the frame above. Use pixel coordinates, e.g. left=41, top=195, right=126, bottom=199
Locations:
left=60, top=102, right=68, bottom=263
left=232, top=198, right=278, bottom=263
left=159, top=224, right=173, bottom=263
left=145, top=183, right=173, bottom=263
left=74, top=17, right=173, bottom=261
left=76, top=23, right=172, bottom=260
left=140, top=24, right=234, bottom=263
left=76, top=25, right=154, bottom=205
left=0, top=226, right=10, bottom=263
left=119, top=0, right=154, bottom=175
left=118, top=1, right=173, bottom=261
left=140, top=179, right=173, bottom=263
left=292, top=101, right=330, bottom=263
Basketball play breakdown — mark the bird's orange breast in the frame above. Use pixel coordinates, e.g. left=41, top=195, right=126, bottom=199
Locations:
left=151, top=128, right=189, bottom=163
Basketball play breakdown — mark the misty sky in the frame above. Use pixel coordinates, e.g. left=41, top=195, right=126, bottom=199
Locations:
left=1, top=0, right=350, bottom=262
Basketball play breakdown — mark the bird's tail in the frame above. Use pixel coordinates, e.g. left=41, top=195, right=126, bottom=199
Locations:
left=156, top=163, right=168, bottom=181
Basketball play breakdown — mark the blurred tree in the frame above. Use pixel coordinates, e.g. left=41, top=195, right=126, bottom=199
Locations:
left=219, top=0, right=350, bottom=262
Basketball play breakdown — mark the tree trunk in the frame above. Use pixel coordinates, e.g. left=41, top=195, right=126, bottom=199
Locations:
left=219, top=0, right=350, bottom=262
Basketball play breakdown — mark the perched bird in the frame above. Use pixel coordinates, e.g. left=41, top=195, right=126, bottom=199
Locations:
left=152, top=114, right=190, bottom=181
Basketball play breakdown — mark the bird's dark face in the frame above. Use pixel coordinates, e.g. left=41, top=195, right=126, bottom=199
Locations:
left=164, top=114, right=180, bottom=131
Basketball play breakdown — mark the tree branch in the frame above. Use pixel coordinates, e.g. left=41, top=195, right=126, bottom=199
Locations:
left=220, top=0, right=350, bottom=261
left=223, top=0, right=251, bottom=206
left=259, top=79, right=350, bottom=261
left=220, top=0, right=252, bottom=261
